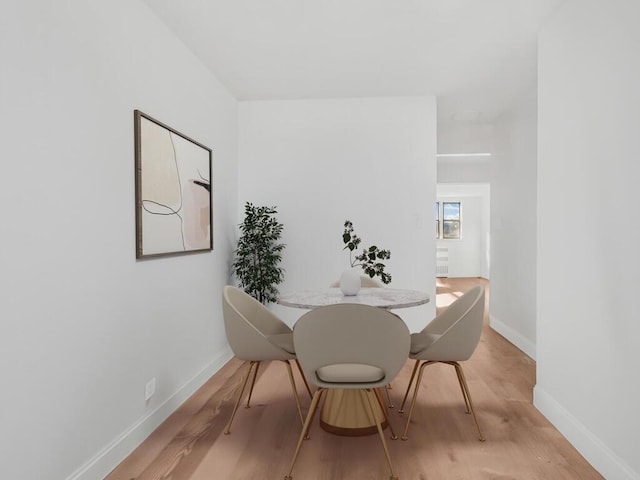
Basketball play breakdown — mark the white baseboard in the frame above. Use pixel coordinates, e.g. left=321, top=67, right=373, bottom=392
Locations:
left=66, top=347, right=233, bottom=480
left=489, top=314, right=536, bottom=360
left=534, top=386, right=640, bottom=480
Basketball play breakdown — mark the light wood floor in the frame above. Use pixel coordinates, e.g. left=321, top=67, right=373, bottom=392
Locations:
left=107, top=278, right=603, bottom=480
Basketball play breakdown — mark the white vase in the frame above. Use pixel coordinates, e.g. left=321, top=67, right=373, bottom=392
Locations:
left=339, top=268, right=361, bottom=296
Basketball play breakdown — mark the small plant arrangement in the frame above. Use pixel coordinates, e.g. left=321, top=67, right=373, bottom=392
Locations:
left=233, top=202, right=285, bottom=304
left=342, top=220, right=392, bottom=284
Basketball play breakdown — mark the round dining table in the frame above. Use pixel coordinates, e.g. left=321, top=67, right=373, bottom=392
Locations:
left=277, top=287, right=430, bottom=436
left=278, top=287, right=430, bottom=310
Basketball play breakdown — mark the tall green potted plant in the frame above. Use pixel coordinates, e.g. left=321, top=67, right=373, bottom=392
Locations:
left=232, top=202, right=285, bottom=304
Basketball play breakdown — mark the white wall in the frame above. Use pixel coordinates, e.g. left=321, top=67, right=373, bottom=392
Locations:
left=436, top=184, right=490, bottom=279
left=536, top=1, right=640, bottom=479
left=238, top=97, right=437, bottom=332
left=0, top=2, right=237, bottom=479
left=437, top=156, right=491, bottom=184
left=437, top=121, right=493, bottom=155
left=489, top=88, right=538, bottom=359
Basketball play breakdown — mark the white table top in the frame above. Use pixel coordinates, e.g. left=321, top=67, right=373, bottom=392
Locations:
left=277, top=287, right=430, bottom=310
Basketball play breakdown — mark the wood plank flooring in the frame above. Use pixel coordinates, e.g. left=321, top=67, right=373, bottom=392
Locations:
left=106, top=278, right=603, bottom=480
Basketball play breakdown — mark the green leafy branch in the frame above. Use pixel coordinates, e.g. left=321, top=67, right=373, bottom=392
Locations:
left=342, top=220, right=392, bottom=285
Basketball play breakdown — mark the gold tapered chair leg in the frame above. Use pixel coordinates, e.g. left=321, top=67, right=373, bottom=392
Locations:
left=302, top=388, right=324, bottom=440
left=448, top=361, right=471, bottom=413
left=400, top=360, right=485, bottom=442
left=244, top=361, right=261, bottom=408
left=224, top=361, right=257, bottom=435
left=401, top=361, right=434, bottom=440
left=294, top=359, right=313, bottom=399
left=282, top=360, right=305, bottom=426
left=384, top=383, right=394, bottom=408
left=452, top=362, right=485, bottom=441
left=374, top=388, right=398, bottom=440
left=284, top=388, right=325, bottom=480
left=365, top=389, right=398, bottom=480
left=399, top=359, right=420, bottom=413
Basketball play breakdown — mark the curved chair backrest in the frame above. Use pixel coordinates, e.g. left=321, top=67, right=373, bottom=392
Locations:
left=414, top=285, right=485, bottom=362
left=294, top=303, right=410, bottom=389
left=329, top=275, right=383, bottom=288
left=222, top=286, right=293, bottom=361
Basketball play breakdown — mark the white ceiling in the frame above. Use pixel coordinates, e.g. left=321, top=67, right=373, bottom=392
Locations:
left=143, top=0, right=565, bottom=124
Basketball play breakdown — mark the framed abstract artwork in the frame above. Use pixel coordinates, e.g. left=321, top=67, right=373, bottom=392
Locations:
left=134, top=110, right=213, bottom=258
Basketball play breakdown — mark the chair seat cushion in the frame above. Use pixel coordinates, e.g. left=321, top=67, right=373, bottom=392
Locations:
left=410, top=332, right=441, bottom=355
left=266, top=332, right=296, bottom=354
left=316, top=363, right=385, bottom=383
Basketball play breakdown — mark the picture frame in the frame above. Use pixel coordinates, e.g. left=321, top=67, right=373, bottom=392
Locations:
left=134, top=110, right=213, bottom=259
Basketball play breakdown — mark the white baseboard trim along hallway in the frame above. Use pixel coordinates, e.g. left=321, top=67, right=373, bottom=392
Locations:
left=534, top=386, right=640, bottom=480
left=66, top=347, right=233, bottom=480
left=489, top=314, right=536, bottom=360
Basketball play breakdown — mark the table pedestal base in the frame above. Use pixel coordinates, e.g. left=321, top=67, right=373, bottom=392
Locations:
left=319, top=389, right=387, bottom=436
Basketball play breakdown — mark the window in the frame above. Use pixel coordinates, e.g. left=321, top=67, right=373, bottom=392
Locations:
left=436, top=201, right=462, bottom=239
left=442, top=202, right=461, bottom=239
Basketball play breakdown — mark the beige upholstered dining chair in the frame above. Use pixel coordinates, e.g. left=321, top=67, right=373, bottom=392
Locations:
left=329, top=275, right=396, bottom=407
left=284, top=303, right=410, bottom=480
left=398, top=285, right=486, bottom=441
left=222, top=286, right=312, bottom=435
